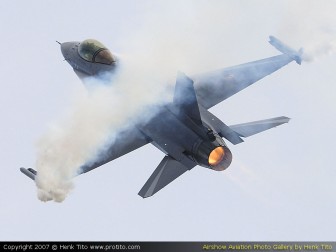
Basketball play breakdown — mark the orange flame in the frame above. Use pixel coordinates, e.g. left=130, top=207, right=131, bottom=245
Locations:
left=208, top=146, right=225, bottom=166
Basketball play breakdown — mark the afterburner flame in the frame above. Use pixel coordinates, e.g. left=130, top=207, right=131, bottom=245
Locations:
left=208, top=146, right=225, bottom=166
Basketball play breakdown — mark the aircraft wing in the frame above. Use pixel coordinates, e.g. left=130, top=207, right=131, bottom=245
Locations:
left=20, top=125, right=151, bottom=181
left=192, top=36, right=302, bottom=109
left=79, top=126, right=151, bottom=174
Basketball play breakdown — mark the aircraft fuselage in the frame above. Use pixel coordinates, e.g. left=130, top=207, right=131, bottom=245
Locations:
left=139, top=101, right=232, bottom=171
left=60, top=40, right=117, bottom=79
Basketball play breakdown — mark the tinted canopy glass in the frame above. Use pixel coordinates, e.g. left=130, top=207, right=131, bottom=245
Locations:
left=78, top=39, right=115, bottom=65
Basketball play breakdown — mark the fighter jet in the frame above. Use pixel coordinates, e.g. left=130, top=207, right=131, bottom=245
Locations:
left=20, top=36, right=302, bottom=198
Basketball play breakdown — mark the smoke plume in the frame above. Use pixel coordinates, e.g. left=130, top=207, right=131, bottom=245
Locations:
left=35, top=55, right=173, bottom=202
left=277, top=0, right=336, bottom=62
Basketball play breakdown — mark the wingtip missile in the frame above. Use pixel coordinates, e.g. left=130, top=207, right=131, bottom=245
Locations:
left=269, top=36, right=303, bottom=65
left=20, top=167, right=36, bottom=181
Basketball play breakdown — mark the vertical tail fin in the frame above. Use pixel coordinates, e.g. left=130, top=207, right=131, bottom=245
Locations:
left=173, top=72, right=202, bottom=125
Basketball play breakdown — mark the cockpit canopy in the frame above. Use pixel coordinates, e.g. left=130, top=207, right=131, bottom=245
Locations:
left=78, top=39, right=115, bottom=65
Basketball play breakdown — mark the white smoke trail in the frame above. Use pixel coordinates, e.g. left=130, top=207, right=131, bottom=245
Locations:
left=277, top=0, right=336, bottom=62
left=301, top=38, right=336, bottom=62
left=35, top=55, right=173, bottom=202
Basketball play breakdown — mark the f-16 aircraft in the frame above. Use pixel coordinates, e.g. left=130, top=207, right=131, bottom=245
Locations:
left=20, top=36, right=302, bottom=198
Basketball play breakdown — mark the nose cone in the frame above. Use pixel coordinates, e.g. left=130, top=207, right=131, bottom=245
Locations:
left=60, top=42, right=74, bottom=59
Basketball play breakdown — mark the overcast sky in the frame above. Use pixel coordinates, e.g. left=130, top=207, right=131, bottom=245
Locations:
left=1, top=0, right=335, bottom=241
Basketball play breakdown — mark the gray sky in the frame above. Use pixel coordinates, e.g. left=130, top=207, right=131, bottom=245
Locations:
left=1, top=0, right=335, bottom=241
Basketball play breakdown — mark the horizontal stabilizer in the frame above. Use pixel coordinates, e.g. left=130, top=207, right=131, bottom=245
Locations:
left=138, top=156, right=194, bottom=198
left=229, top=116, right=290, bottom=138
left=269, top=36, right=303, bottom=65
left=20, top=167, right=36, bottom=181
